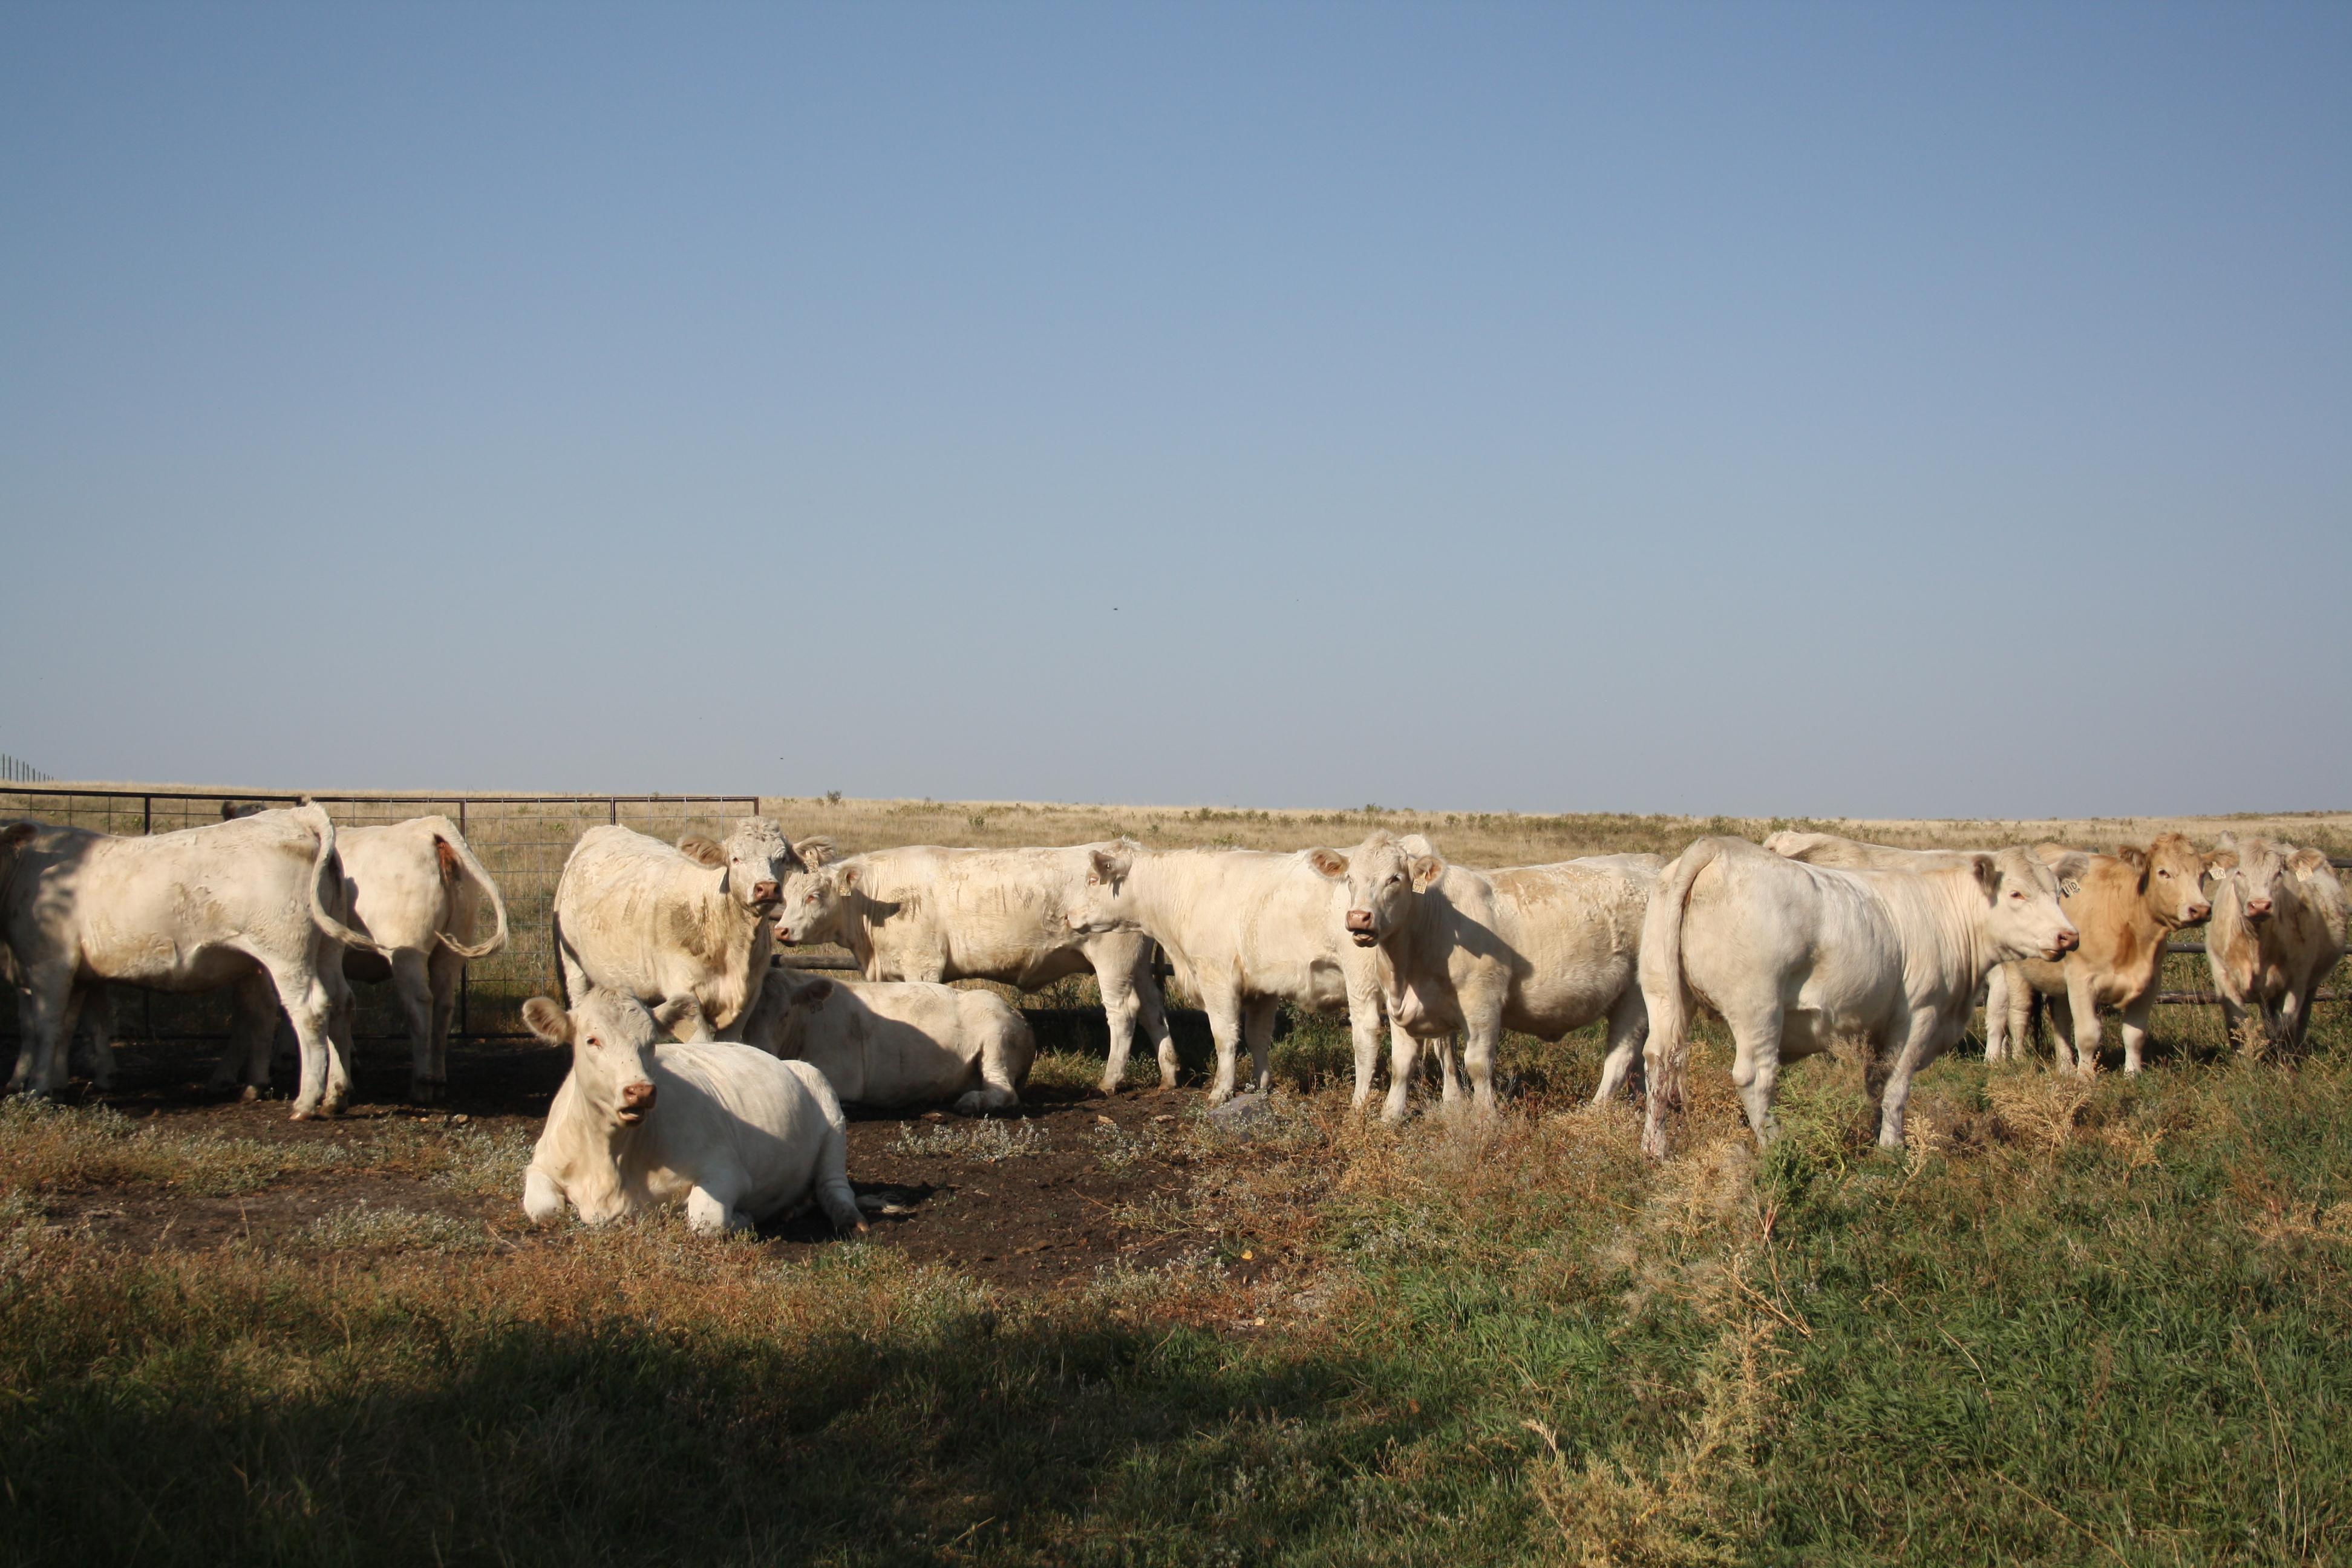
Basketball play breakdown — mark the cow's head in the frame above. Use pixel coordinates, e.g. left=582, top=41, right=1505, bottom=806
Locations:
left=1064, top=841, right=1142, bottom=933
left=775, top=861, right=858, bottom=947
left=2204, top=835, right=2317, bottom=929
left=2118, top=834, right=2212, bottom=929
left=1, top=822, right=34, bottom=857
left=1976, top=846, right=2083, bottom=962
left=679, top=818, right=800, bottom=913
left=522, top=988, right=662, bottom=1128
left=760, top=970, right=835, bottom=1057
left=1307, top=832, right=1443, bottom=947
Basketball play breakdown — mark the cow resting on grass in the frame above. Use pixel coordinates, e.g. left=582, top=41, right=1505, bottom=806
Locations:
left=1985, top=835, right=2212, bottom=1074
left=2201, top=836, right=2347, bottom=1058
left=1640, top=837, right=2082, bottom=1158
left=520, top=986, right=866, bottom=1236
left=736, top=967, right=1036, bottom=1114
left=0, top=805, right=377, bottom=1116
left=1062, top=841, right=1392, bottom=1106
left=773, top=842, right=1175, bottom=1096
left=1307, top=832, right=1661, bottom=1120
left=552, top=819, right=809, bottom=1039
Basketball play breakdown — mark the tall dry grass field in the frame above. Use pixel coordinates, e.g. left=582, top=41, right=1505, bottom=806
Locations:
left=1, top=787, right=2347, bottom=1564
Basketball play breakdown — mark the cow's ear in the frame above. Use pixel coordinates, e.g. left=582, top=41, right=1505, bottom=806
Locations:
left=2031, top=842, right=2073, bottom=867
left=1409, top=854, right=1446, bottom=892
left=2117, top=844, right=2148, bottom=872
left=1, top=822, right=34, bottom=853
left=2207, top=849, right=2239, bottom=874
left=832, top=864, right=860, bottom=894
left=793, top=835, right=835, bottom=868
left=1089, top=847, right=1130, bottom=885
left=1970, top=854, right=2001, bottom=899
left=677, top=835, right=725, bottom=868
left=2048, top=852, right=2091, bottom=887
left=520, top=997, right=572, bottom=1047
left=2290, top=847, right=2330, bottom=878
left=790, top=977, right=834, bottom=1007
left=1306, top=848, right=1347, bottom=880
left=650, top=996, right=702, bottom=1036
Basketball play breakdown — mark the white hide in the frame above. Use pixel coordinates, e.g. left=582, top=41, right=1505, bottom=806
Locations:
left=0, top=805, right=377, bottom=1116
left=1309, top=832, right=1661, bottom=1120
left=520, top=988, right=864, bottom=1236
left=2203, top=836, right=2347, bottom=1057
left=773, top=841, right=1175, bottom=1097
left=1639, top=837, right=2081, bottom=1157
left=1063, top=841, right=1392, bottom=1106
left=737, top=967, right=1036, bottom=1115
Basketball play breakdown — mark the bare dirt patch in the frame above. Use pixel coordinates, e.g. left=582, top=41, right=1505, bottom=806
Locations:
left=29, top=1037, right=1220, bottom=1298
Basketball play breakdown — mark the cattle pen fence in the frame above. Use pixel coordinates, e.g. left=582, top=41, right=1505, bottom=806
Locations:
left=0, top=783, right=2345, bottom=1057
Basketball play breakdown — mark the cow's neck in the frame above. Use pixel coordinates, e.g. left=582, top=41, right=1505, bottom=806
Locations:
left=691, top=884, right=770, bottom=1031
left=546, top=1079, right=636, bottom=1218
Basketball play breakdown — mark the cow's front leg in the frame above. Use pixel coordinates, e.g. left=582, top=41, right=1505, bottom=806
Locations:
left=2117, top=992, right=2157, bottom=1074
left=2063, top=970, right=2103, bottom=1078
left=1459, top=1016, right=1503, bottom=1112
left=1241, top=998, right=1277, bottom=1097
left=1201, top=987, right=1246, bottom=1105
left=685, top=1185, right=748, bottom=1236
left=1874, top=1011, right=1944, bottom=1151
left=1381, top=1021, right=1419, bottom=1123
left=15, top=964, right=76, bottom=1099
left=1982, top=964, right=2014, bottom=1062
left=1345, top=989, right=1384, bottom=1112
left=1592, top=986, right=1649, bottom=1103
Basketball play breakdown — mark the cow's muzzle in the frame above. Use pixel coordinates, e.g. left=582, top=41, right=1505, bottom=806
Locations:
left=2184, top=902, right=2212, bottom=925
left=616, top=1081, right=656, bottom=1124
left=2043, top=929, right=2080, bottom=960
left=1345, top=909, right=1378, bottom=947
left=2246, top=898, right=2273, bottom=921
left=750, top=880, right=782, bottom=907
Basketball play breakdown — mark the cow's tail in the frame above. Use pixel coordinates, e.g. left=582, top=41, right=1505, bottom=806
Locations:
left=298, top=802, right=383, bottom=955
left=430, top=823, right=511, bottom=961
left=1639, top=837, right=1726, bottom=1160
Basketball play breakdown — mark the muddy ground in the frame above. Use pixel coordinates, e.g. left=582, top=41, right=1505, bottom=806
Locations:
left=27, top=1028, right=1279, bottom=1298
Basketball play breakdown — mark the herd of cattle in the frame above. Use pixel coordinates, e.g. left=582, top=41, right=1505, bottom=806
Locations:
left=1, top=805, right=2344, bottom=1234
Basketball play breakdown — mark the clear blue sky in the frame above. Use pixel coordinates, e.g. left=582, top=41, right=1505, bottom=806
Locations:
left=4, top=3, right=2344, bottom=817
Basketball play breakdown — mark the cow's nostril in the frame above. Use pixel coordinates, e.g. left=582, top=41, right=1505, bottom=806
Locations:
left=752, top=880, right=780, bottom=903
left=1345, top=910, right=1374, bottom=931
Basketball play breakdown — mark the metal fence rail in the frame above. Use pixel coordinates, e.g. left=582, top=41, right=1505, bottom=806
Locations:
left=0, top=786, right=760, bottom=1041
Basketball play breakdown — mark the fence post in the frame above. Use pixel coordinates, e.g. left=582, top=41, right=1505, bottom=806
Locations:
left=609, top=797, right=618, bottom=826
left=457, top=798, right=469, bottom=1039
left=142, top=796, right=151, bottom=835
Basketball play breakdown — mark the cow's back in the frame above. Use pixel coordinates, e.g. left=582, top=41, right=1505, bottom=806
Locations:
left=67, top=815, right=330, bottom=988
left=1481, top=854, right=1661, bottom=1025
left=845, top=846, right=1092, bottom=985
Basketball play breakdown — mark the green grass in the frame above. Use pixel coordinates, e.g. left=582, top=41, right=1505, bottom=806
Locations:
left=2, top=1003, right=2348, bottom=1565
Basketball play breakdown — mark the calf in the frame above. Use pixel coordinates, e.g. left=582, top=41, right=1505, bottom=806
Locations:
left=1063, top=842, right=1390, bottom=1105
left=1308, top=832, right=1661, bottom=1120
left=1985, top=834, right=2212, bottom=1073
left=773, top=842, right=1176, bottom=1097
left=519, top=987, right=865, bottom=1236
left=737, top=967, right=1036, bottom=1114
left=0, top=805, right=376, bottom=1116
left=552, top=819, right=806, bottom=1037
left=1641, top=837, right=2081, bottom=1157
left=2203, top=836, right=2347, bottom=1057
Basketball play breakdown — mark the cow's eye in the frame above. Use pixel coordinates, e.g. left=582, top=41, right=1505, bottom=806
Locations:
left=1388, top=874, right=1402, bottom=884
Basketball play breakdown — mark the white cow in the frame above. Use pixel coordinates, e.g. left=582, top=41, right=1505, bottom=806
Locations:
left=209, top=815, right=511, bottom=1103
left=2203, top=835, right=2347, bottom=1057
left=1307, top=832, right=1661, bottom=1120
left=0, top=804, right=378, bottom=1116
left=773, top=842, right=1175, bottom=1097
left=519, top=987, right=866, bottom=1236
left=736, top=967, right=1036, bottom=1114
left=1762, top=831, right=1993, bottom=870
left=552, top=819, right=806, bottom=1039
left=1062, top=841, right=1389, bottom=1105
left=1640, top=836, right=2082, bottom=1157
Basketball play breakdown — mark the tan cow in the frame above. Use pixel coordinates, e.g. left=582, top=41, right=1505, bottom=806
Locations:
left=1984, top=834, right=2212, bottom=1074
left=1307, top=832, right=1660, bottom=1120
left=2203, top=835, right=2347, bottom=1057
left=0, top=805, right=377, bottom=1116
left=1641, top=837, right=2081, bottom=1157
left=773, top=843, right=1175, bottom=1097
left=1062, top=842, right=1391, bottom=1106
left=1762, top=831, right=1993, bottom=870
left=736, top=967, right=1036, bottom=1114
left=552, top=819, right=806, bottom=1039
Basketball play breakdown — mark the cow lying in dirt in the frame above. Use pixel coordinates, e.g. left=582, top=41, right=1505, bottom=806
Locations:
left=734, top=967, right=1036, bottom=1114
left=773, top=841, right=1175, bottom=1097
left=1, top=804, right=377, bottom=1116
left=1985, top=835, right=2212, bottom=1074
left=1308, top=832, right=1661, bottom=1120
left=553, top=819, right=811, bottom=1039
left=519, top=987, right=866, bottom=1236
left=1641, top=836, right=2082, bottom=1158
left=2203, top=835, right=2347, bottom=1058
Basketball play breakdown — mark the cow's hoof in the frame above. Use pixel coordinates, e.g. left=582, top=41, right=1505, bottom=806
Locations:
left=237, top=1085, right=260, bottom=1103
left=290, top=1108, right=315, bottom=1122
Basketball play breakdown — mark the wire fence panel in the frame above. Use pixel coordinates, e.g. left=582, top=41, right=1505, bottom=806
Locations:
left=0, top=788, right=757, bottom=1044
